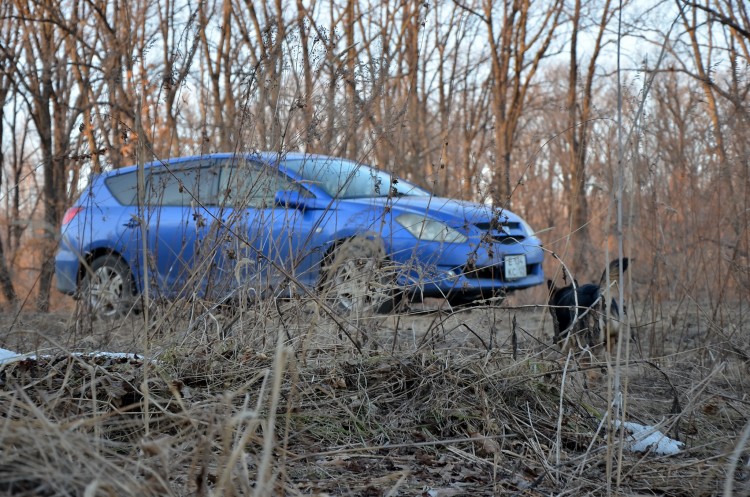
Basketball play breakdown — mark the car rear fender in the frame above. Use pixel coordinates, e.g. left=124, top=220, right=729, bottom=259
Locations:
left=77, top=247, right=132, bottom=286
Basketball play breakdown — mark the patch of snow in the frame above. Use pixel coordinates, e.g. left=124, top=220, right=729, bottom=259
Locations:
left=0, top=349, right=146, bottom=366
left=0, top=347, right=22, bottom=365
left=86, top=352, right=143, bottom=360
left=614, top=420, right=683, bottom=456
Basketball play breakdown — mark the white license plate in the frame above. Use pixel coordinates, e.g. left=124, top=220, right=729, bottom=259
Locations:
left=504, top=255, right=527, bottom=280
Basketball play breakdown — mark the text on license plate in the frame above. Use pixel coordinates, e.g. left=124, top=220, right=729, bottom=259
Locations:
left=504, top=255, right=527, bottom=280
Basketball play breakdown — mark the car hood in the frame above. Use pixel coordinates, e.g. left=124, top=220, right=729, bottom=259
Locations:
left=343, top=195, right=527, bottom=227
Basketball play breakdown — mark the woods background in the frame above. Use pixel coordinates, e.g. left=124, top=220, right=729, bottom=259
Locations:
left=0, top=0, right=747, bottom=316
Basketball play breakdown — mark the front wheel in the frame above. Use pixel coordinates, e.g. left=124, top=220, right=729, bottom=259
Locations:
left=79, top=255, right=135, bottom=318
left=320, top=237, right=401, bottom=317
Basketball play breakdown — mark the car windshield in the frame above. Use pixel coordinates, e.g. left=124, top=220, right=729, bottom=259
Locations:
left=282, top=157, right=429, bottom=199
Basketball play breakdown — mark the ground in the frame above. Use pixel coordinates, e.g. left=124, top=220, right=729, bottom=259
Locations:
left=1, top=295, right=749, bottom=496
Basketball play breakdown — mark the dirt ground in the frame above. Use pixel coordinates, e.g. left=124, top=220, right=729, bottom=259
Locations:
left=2, top=292, right=746, bottom=361
left=0, top=302, right=566, bottom=373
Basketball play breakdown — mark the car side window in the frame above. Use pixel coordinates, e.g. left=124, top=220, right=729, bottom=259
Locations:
left=218, top=158, right=311, bottom=208
left=147, top=162, right=219, bottom=207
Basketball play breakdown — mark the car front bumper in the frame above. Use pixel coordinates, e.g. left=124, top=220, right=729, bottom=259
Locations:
left=388, top=236, right=545, bottom=299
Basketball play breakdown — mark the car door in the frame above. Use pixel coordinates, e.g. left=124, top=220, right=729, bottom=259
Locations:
left=214, top=157, right=327, bottom=298
left=141, top=159, right=220, bottom=298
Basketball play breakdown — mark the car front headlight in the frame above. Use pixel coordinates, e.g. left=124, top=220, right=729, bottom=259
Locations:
left=518, top=218, right=543, bottom=238
left=519, top=219, right=533, bottom=235
left=395, top=213, right=468, bottom=243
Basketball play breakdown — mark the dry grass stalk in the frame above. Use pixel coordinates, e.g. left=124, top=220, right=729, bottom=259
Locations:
left=1, top=297, right=749, bottom=495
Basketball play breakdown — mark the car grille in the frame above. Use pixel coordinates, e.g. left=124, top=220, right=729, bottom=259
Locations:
left=474, top=222, right=525, bottom=245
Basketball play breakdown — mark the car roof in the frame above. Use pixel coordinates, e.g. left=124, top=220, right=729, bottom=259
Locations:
left=102, top=152, right=350, bottom=177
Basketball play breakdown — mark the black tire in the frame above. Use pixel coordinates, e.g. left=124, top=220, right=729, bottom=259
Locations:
left=320, top=236, right=401, bottom=317
left=79, top=255, right=135, bottom=319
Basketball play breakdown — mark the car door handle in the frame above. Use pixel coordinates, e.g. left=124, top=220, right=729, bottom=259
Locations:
left=123, top=218, right=140, bottom=229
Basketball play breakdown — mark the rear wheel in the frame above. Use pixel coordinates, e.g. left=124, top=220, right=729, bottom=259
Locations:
left=320, top=237, right=401, bottom=317
left=79, top=255, right=135, bottom=318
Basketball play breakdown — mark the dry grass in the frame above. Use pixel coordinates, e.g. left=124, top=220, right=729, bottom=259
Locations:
left=1, top=297, right=749, bottom=496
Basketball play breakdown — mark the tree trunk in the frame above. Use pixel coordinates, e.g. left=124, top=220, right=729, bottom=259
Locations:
left=296, top=0, right=315, bottom=150
left=0, top=105, right=17, bottom=304
left=0, top=12, right=18, bottom=304
left=564, top=0, right=613, bottom=274
left=481, top=0, right=562, bottom=209
left=566, top=0, right=591, bottom=273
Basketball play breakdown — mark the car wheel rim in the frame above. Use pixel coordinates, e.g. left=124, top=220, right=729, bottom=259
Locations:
left=330, top=258, right=387, bottom=315
left=88, top=266, right=124, bottom=317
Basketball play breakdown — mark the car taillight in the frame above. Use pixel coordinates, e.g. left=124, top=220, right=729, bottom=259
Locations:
left=62, top=207, right=83, bottom=225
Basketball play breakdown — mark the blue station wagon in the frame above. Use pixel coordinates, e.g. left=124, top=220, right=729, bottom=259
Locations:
left=55, top=153, right=544, bottom=316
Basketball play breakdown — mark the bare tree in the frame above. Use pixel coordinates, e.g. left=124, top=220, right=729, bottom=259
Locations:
left=198, top=0, right=238, bottom=151
left=154, top=0, right=201, bottom=155
left=4, top=93, right=30, bottom=256
left=82, top=0, right=154, bottom=167
left=295, top=0, right=316, bottom=150
left=475, top=0, right=563, bottom=208
left=563, top=0, right=617, bottom=273
left=240, top=0, right=289, bottom=151
left=674, top=1, right=749, bottom=309
left=0, top=1, right=20, bottom=304
left=10, top=0, right=82, bottom=310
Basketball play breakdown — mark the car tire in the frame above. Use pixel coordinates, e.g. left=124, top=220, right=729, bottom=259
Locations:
left=79, top=255, right=135, bottom=319
left=320, top=236, right=402, bottom=317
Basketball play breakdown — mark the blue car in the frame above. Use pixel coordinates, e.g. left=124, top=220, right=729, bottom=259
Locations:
left=55, top=153, right=544, bottom=316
